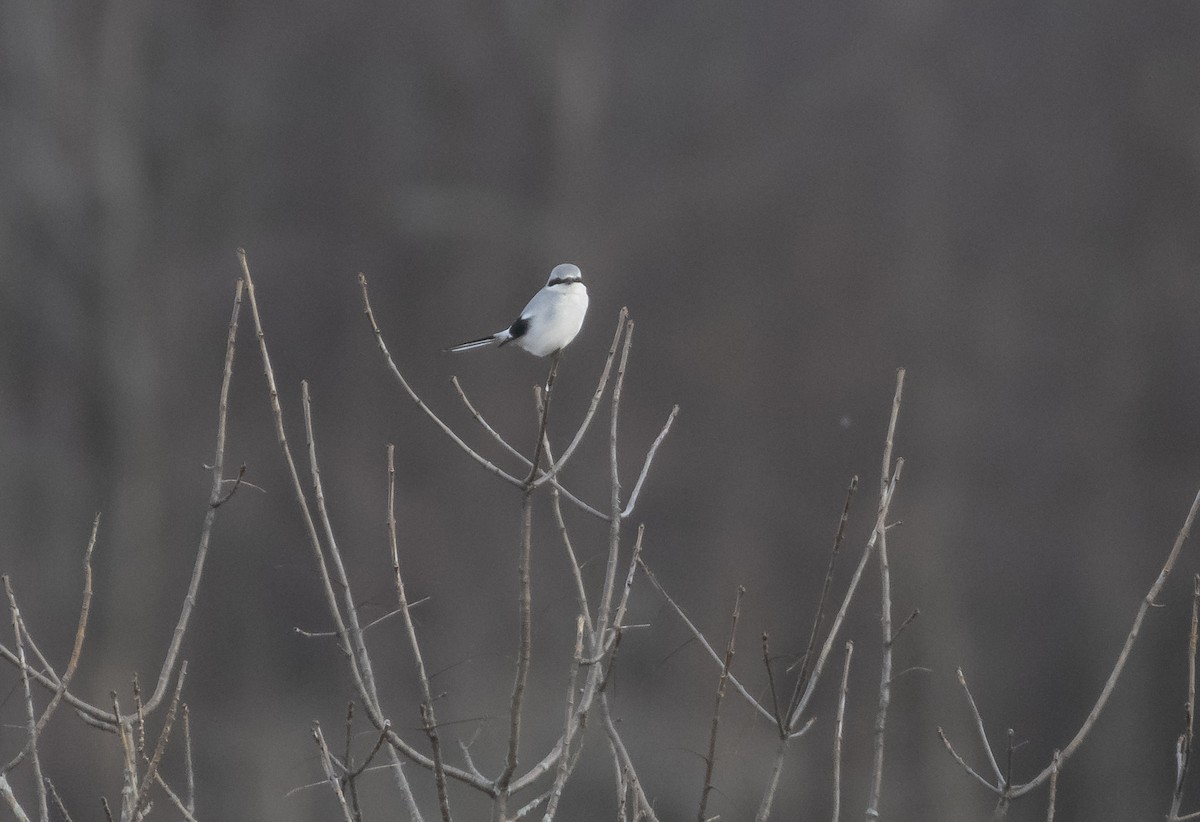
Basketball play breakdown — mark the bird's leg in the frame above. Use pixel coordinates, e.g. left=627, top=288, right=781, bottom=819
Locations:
left=525, top=351, right=562, bottom=485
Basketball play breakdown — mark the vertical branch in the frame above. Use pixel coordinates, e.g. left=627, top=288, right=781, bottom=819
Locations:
left=525, top=354, right=562, bottom=483
left=2, top=515, right=98, bottom=779
left=1045, top=751, right=1060, bottom=822
left=388, top=445, right=452, bottom=822
left=594, top=321, right=634, bottom=654
left=600, top=695, right=659, bottom=822
left=501, top=357, right=563, bottom=810
left=312, top=723, right=357, bottom=822
left=867, top=368, right=907, bottom=817
left=833, top=641, right=854, bottom=822
left=132, top=663, right=188, bottom=821
left=866, top=518, right=895, bottom=818
left=543, top=616, right=587, bottom=822
left=183, top=705, right=195, bottom=817
left=698, top=587, right=744, bottom=822
left=499, top=487, right=536, bottom=804
left=3, top=577, right=48, bottom=822
left=45, top=780, right=73, bottom=822
left=141, top=277, right=245, bottom=720
left=242, top=251, right=455, bottom=807
left=755, top=735, right=792, bottom=822
left=1170, top=575, right=1200, bottom=820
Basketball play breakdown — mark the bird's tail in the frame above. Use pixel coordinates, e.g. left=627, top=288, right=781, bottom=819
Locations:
left=445, top=335, right=499, bottom=353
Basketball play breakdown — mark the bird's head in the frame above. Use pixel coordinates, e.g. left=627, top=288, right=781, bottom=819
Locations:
left=546, top=264, right=583, bottom=286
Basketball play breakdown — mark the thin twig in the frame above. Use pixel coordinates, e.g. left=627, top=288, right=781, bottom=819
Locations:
left=698, top=586, right=744, bottom=822
left=525, top=355, right=561, bottom=483
left=762, top=634, right=783, bottom=731
left=600, top=694, right=659, bottom=822
left=638, top=559, right=774, bottom=723
left=312, top=723, right=357, bottom=822
left=242, top=251, right=453, bottom=809
left=358, top=272, right=523, bottom=488
left=1170, top=576, right=1200, bottom=820
left=152, top=773, right=199, bottom=822
left=138, top=277, right=244, bottom=720
left=868, top=375, right=904, bottom=821
left=937, top=728, right=996, bottom=791
left=498, top=482, right=540, bottom=805
left=620, top=405, right=679, bottom=519
left=955, top=668, right=1003, bottom=786
left=943, top=486, right=1200, bottom=799
left=45, top=779, right=73, bottom=822
left=786, top=476, right=859, bottom=715
left=0, top=280, right=246, bottom=730
left=833, top=641, right=854, bottom=822
left=451, top=377, right=608, bottom=521
left=888, top=609, right=920, bottom=647
left=183, top=705, right=195, bottom=816
left=3, top=516, right=97, bottom=778
left=543, top=616, right=587, bottom=821
left=787, top=461, right=903, bottom=731
left=3, top=576, right=48, bottom=822
left=387, top=444, right=452, bottom=822
left=132, top=663, right=187, bottom=821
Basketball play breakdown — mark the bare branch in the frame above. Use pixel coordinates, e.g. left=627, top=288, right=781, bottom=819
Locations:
left=388, top=444, right=452, bottom=822
left=312, top=723, right=357, bottom=822
left=787, top=460, right=903, bottom=731
left=0, top=776, right=32, bottom=822
left=620, top=406, right=680, bottom=520
left=358, top=272, right=524, bottom=487
left=452, top=377, right=608, bottom=521
left=241, top=251, right=469, bottom=805
left=183, top=705, right=195, bottom=816
left=787, top=475, right=858, bottom=699
left=954, top=668, right=1003, bottom=787
left=833, top=641, right=854, bottom=822
left=543, top=616, right=587, bottom=821
left=3, top=576, right=48, bottom=822
left=524, top=354, right=562, bottom=483
left=0, top=277, right=248, bottom=729
left=638, top=558, right=774, bottom=723
left=138, top=276, right=244, bottom=720
left=151, top=773, right=199, bottom=822
left=3, top=514, right=98, bottom=779
left=698, top=586, right=744, bottom=822
left=1045, top=750, right=1060, bottom=822
left=762, top=634, right=783, bottom=731
left=45, top=779, right=74, bottom=822
left=132, top=662, right=188, bottom=820
left=888, top=609, right=920, bottom=648
left=1170, top=576, right=1200, bottom=820
left=755, top=735, right=791, bottom=822
left=600, top=695, right=659, bottom=822
left=1002, top=485, right=1200, bottom=797
left=937, top=727, right=997, bottom=792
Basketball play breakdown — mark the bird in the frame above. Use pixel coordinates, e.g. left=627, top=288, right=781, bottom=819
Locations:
left=446, top=263, right=589, bottom=358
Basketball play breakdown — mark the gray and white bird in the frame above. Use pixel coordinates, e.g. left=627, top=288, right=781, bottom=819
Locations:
left=447, top=263, right=589, bottom=357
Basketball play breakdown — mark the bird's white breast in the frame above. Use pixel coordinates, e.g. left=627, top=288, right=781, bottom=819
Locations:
left=516, top=282, right=589, bottom=357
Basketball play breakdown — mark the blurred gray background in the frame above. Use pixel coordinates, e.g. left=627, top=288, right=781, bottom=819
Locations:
left=3, top=1, right=1200, bottom=819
